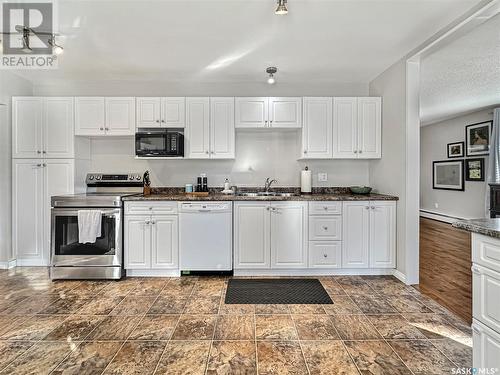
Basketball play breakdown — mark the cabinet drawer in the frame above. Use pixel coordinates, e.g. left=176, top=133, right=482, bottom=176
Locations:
left=309, top=242, right=341, bottom=268
left=309, top=216, right=341, bottom=241
left=125, top=201, right=178, bottom=215
left=473, top=264, right=500, bottom=331
left=473, top=319, right=500, bottom=370
left=309, top=202, right=342, bottom=215
left=473, top=234, right=500, bottom=273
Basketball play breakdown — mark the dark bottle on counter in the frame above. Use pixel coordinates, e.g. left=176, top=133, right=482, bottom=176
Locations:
left=196, top=176, right=202, bottom=192
left=201, top=173, right=208, bottom=192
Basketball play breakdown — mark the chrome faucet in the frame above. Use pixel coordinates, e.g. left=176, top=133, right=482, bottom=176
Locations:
left=264, top=178, right=278, bottom=192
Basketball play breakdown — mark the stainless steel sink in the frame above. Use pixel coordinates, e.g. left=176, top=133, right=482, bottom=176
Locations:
left=237, top=192, right=299, bottom=197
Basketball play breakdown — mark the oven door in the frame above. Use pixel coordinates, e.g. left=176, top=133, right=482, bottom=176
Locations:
left=51, top=208, right=122, bottom=267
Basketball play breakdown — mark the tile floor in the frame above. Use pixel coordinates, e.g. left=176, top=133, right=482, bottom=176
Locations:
left=0, top=268, right=472, bottom=374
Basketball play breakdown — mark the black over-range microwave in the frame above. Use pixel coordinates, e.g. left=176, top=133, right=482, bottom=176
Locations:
left=135, top=128, right=184, bottom=157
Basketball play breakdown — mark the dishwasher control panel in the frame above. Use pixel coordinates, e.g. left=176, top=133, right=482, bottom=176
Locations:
left=179, top=202, right=232, bottom=212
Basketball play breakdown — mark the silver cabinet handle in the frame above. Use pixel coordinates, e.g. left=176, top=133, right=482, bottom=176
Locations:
left=37, top=150, right=41, bottom=154
left=323, top=226, right=328, bottom=230
left=365, top=206, right=370, bottom=210
left=266, top=207, right=270, bottom=211
left=151, top=220, right=156, bottom=224
left=105, top=127, right=109, bottom=131
left=354, top=150, right=358, bottom=154
left=304, top=150, right=308, bottom=154
left=471, top=265, right=480, bottom=274
left=155, top=120, right=160, bottom=123
left=100, top=127, right=104, bottom=131
left=371, top=206, right=375, bottom=210
left=42, top=151, right=46, bottom=154
left=205, top=151, right=209, bottom=154
left=36, top=163, right=42, bottom=167
left=149, top=207, right=153, bottom=210
left=359, top=150, right=363, bottom=154
left=42, top=163, right=46, bottom=167
left=145, top=220, right=150, bottom=225
left=323, top=206, right=328, bottom=210
left=161, top=119, right=165, bottom=123
left=323, top=254, right=328, bottom=258
left=211, top=151, right=215, bottom=154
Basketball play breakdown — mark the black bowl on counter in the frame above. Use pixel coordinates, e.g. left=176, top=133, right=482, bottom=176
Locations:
left=349, top=186, right=372, bottom=195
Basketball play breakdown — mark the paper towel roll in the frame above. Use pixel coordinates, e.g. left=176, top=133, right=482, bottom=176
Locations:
left=301, top=168, right=312, bottom=194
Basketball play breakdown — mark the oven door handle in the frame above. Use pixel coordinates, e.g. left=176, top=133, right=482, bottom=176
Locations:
left=51, top=208, right=121, bottom=217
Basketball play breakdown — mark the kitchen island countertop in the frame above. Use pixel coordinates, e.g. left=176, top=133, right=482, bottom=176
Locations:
left=452, top=218, right=500, bottom=239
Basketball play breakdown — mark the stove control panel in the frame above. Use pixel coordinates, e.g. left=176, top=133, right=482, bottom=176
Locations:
left=86, top=173, right=142, bottom=185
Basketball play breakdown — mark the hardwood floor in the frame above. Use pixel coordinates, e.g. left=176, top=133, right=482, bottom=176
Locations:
left=418, top=217, right=472, bottom=323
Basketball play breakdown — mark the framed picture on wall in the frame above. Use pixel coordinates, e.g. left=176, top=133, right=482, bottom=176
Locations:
left=466, top=121, right=493, bottom=156
left=433, top=160, right=464, bottom=191
left=447, top=141, right=464, bottom=158
left=465, top=158, right=485, bottom=181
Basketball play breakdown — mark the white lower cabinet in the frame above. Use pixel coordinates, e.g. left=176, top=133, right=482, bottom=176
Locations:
left=473, top=319, right=500, bottom=370
left=124, top=211, right=178, bottom=270
left=342, top=201, right=395, bottom=269
left=234, top=202, right=307, bottom=269
left=309, top=242, right=341, bottom=268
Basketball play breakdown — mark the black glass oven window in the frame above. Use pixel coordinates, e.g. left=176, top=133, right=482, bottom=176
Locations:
left=54, top=215, right=116, bottom=256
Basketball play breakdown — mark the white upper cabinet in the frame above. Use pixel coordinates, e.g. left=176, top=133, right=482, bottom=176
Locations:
left=75, top=97, right=135, bottom=136
left=269, top=97, right=302, bottom=128
left=185, top=97, right=210, bottom=159
left=333, top=97, right=358, bottom=158
left=235, top=97, right=268, bottom=128
left=13, top=97, right=74, bottom=159
left=333, top=97, right=381, bottom=159
left=75, top=97, right=106, bottom=136
left=163, top=97, right=186, bottom=128
left=235, top=97, right=301, bottom=128
left=136, top=97, right=185, bottom=128
left=301, top=97, right=332, bottom=158
left=210, top=97, right=235, bottom=159
left=105, top=97, right=135, bottom=136
left=136, top=97, right=161, bottom=128
left=358, top=97, right=381, bottom=158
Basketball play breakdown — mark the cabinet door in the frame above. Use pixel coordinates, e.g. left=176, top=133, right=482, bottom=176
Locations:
left=12, top=97, right=42, bottom=158
left=185, top=97, right=210, bottom=159
left=473, top=320, right=500, bottom=371
left=124, top=216, right=151, bottom=269
left=136, top=97, right=161, bottom=128
left=369, top=201, right=396, bottom=268
left=358, top=97, right=381, bottom=159
left=309, top=242, right=342, bottom=268
left=473, top=265, right=500, bottom=331
left=235, top=97, right=268, bottom=128
left=43, top=159, right=75, bottom=258
left=75, top=97, right=106, bottom=136
left=333, top=97, right=358, bottom=158
left=105, top=97, right=135, bottom=136
left=12, top=160, right=44, bottom=264
left=342, top=201, right=370, bottom=268
left=151, top=216, right=178, bottom=269
left=234, top=202, right=271, bottom=269
left=301, top=97, right=332, bottom=158
left=271, top=202, right=308, bottom=268
left=43, top=97, right=74, bottom=158
left=269, top=97, right=302, bottom=128
left=163, top=97, right=185, bottom=128
left=210, top=97, right=235, bottom=159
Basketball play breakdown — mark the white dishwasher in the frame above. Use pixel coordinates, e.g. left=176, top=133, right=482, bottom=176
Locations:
left=179, top=201, right=233, bottom=271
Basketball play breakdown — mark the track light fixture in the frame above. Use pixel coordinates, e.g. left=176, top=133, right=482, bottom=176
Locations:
left=266, top=67, right=277, bottom=85
left=275, top=0, right=288, bottom=15
left=48, top=35, right=64, bottom=55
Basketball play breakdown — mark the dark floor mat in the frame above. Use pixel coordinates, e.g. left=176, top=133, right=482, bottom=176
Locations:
left=225, top=278, right=333, bottom=304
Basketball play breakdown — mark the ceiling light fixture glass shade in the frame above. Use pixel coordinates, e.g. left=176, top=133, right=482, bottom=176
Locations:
left=266, top=67, right=277, bottom=85
left=275, top=0, right=288, bottom=15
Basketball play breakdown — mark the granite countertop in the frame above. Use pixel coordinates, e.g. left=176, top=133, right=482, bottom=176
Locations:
left=123, top=187, right=398, bottom=202
left=452, top=218, right=500, bottom=239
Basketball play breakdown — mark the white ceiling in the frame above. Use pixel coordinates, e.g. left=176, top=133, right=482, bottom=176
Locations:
left=13, top=0, right=480, bottom=86
left=420, top=12, right=500, bottom=125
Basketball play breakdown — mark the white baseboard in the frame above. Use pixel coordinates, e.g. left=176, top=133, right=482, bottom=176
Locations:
left=126, top=269, right=181, bottom=277
left=233, top=268, right=395, bottom=277
left=392, top=269, right=408, bottom=284
left=15, top=259, right=49, bottom=267
left=0, top=259, right=17, bottom=269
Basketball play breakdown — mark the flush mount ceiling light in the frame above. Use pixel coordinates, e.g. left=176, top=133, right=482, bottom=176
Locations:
left=48, top=35, right=64, bottom=55
left=266, top=67, right=277, bottom=85
left=275, top=0, right=288, bottom=15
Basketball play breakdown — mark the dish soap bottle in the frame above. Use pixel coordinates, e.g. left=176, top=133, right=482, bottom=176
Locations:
left=224, top=178, right=230, bottom=191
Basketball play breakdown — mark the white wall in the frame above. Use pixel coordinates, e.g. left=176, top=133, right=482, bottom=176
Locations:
left=0, top=72, right=33, bottom=264
left=420, top=108, right=493, bottom=219
left=36, top=80, right=371, bottom=188
left=369, top=60, right=407, bottom=275
left=89, top=131, right=370, bottom=188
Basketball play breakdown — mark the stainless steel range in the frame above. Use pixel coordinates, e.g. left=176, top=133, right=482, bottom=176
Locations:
left=50, top=173, right=143, bottom=280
